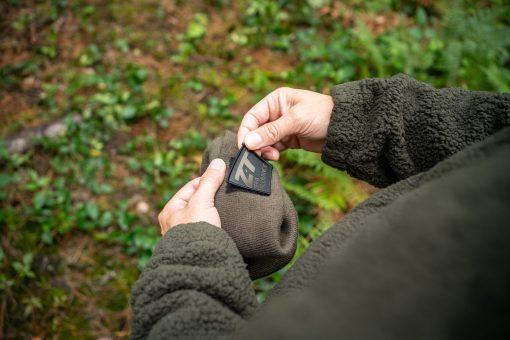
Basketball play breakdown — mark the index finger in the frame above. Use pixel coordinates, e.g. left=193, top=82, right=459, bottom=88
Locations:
left=237, top=112, right=262, bottom=148
left=237, top=95, right=273, bottom=148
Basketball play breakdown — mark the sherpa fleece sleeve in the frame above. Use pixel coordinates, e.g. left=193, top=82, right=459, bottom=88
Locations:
left=322, top=73, right=510, bottom=187
left=130, top=222, right=257, bottom=340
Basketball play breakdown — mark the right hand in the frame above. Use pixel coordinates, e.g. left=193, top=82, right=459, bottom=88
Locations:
left=237, top=87, right=334, bottom=160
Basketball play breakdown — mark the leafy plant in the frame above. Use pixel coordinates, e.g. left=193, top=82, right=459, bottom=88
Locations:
left=1, top=0, right=508, bottom=336
left=439, top=1, right=510, bottom=90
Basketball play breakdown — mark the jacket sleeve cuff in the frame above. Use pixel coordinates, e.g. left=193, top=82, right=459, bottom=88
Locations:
left=143, top=222, right=246, bottom=273
left=131, top=222, right=257, bottom=339
left=321, top=79, right=396, bottom=187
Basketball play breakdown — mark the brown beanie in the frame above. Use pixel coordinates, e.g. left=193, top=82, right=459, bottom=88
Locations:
left=200, top=131, right=298, bottom=280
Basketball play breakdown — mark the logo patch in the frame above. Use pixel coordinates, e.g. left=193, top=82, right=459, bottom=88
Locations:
left=227, top=145, right=272, bottom=195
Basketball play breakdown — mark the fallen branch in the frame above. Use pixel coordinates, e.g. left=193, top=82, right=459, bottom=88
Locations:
left=6, top=114, right=82, bottom=154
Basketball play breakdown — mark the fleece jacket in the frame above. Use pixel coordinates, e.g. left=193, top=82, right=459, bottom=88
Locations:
left=131, top=74, right=510, bottom=340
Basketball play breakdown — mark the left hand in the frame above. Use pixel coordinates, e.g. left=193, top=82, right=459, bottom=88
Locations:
left=158, top=158, right=226, bottom=235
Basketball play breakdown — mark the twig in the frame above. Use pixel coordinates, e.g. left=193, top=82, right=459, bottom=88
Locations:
left=5, top=114, right=82, bottom=154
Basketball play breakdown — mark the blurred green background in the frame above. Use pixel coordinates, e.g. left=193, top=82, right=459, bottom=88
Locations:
left=1, top=0, right=509, bottom=338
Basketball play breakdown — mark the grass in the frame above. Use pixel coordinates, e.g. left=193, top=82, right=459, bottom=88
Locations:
left=0, top=0, right=509, bottom=337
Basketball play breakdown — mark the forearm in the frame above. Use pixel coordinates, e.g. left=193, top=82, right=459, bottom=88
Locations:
left=322, top=73, right=510, bottom=187
left=131, top=222, right=257, bottom=340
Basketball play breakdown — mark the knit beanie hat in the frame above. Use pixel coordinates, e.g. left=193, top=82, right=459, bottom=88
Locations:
left=201, top=131, right=298, bottom=280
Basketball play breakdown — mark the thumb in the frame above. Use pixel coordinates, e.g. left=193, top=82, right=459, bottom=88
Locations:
left=193, top=158, right=226, bottom=204
left=244, top=115, right=293, bottom=150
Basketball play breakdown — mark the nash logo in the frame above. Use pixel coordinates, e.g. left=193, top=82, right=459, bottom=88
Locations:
left=233, top=150, right=255, bottom=187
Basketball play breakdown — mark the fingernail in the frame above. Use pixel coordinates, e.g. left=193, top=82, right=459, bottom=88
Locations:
left=245, top=133, right=262, bottom=148
left=209, top=158, right=224, bottom=170
left=263, top=150, right=278, bottom=160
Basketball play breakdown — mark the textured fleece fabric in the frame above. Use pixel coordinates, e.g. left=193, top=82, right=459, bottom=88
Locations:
left=131, top=74, right=510, bottom=340
left=200, top=131, right=298, bottom=279
left=131, top=223, right=257, bottom=340
left=323, top=74, right=510, bottom=187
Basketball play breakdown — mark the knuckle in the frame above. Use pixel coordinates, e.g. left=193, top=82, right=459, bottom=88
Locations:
left=159, top=210, right=167, bottom=221
left=276, top=86, right=292, bottom=94
left=158, top=212, right=166, bottom=228
left=201, top=171, right=215, bottom=181
left=199, top=173, right=217, bottom=187
left=264, top=123, right=280, bottom=141
left=293, top=111, right=306, bottom=125
left=205, top=167, right=223, bottom=178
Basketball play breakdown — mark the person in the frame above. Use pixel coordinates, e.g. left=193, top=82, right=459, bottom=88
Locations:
left=131, top=74, right=510, bottom=339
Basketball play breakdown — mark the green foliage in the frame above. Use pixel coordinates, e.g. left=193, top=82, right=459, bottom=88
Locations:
left=440, top=2, right=510, bottom=90
left=79, top=44, right=102, bottom=67
left=0, top=0, right=509, bottom=336
left=186, top=13, right=209, bottom=41
left=281, top=150, right=352, bottom=212
left=237, top=0, right=510, bottom=91
left=0, top=60, right=39, bottom=89
left=172, top=13, right=210, bottom=63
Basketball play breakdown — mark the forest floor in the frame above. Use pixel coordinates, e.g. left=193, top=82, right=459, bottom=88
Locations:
left=1, top=0, right=508, bottom=338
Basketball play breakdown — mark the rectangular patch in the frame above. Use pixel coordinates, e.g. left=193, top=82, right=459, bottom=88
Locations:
left=227, top=145, right=272, bottom=195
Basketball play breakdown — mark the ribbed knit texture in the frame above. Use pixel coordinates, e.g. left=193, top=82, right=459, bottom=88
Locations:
left=131, top=74, right=510, bottom=340
left=200, top=131, right=298, bottom=280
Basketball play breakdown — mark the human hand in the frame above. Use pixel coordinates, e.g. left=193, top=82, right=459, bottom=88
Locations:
left=158, top=159, right=226, bottom=235
left=237, top=87, right=334, bottom=160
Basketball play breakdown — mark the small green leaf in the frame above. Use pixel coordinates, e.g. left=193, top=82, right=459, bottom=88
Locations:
left=41, top=231, right=53, bottom=244
left=118, top=212, right=130, bottom=230
left=33, top=191, right=47, bottom=210
left=22, top=253, right=33, bottom=265
left=86, top=202, right=99, bottom=220
left=99, top=211, right=113, bottom=227
left=121, top=105, right=137, bottom=119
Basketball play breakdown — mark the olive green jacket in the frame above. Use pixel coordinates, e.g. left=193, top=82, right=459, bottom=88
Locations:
left=131, top=74, right=510, bottom=340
